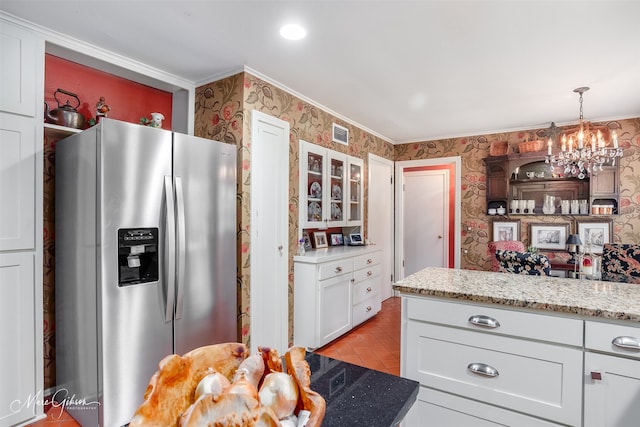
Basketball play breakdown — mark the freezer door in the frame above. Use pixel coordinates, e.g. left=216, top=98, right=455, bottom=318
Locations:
left=173, top=133, right=237, bottom=354
left=97, top=119, right=174, bottom=426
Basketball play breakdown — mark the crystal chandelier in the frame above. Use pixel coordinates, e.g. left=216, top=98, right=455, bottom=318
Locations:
left=545, top=87, right=623, bottom=179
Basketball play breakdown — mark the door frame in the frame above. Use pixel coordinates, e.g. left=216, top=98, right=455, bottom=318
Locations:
left=367, top=153, right=395, bottom=299
left=394, top=156, right=461, bottom=281
left=249, top=110, right=289, bottom=354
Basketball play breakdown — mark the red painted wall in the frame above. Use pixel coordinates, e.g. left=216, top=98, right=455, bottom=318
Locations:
left=44, top=54, right=172, bottom=129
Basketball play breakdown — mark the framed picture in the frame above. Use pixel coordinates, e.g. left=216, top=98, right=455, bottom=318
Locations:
left=313, top=231, right=328, bottom=249
left=576, top=219, right=612, bottom=254
left=330, top=233, right=344, bottom=246
left=529, top=223, right=570, bottom=251
left=302, top=231, right=312, bottom=251
left=492, top=220, right=520, bottom=242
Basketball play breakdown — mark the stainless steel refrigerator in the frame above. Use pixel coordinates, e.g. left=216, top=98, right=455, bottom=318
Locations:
left=55, top=118, right=237, bottom=426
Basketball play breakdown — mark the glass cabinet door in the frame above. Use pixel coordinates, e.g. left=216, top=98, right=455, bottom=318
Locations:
left=347, top=157, right=363, bottom=225
left=302, top=142, right=326, bottom=228
left=327, top=152, right=346, bottom=227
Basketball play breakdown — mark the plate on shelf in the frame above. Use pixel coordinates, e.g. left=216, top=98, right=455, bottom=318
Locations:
left=332, top=184, right=342, bottom=200
left=308, top=202, right=322, bottom=221
left=331, top=203, right=342, bottom=220
left=310, top=181, right=322, bottom=198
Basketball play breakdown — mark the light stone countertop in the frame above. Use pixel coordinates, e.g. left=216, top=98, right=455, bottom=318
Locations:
left=293, top=244, right=380, bottom=264
left=393, top=267, right=640, bottom=323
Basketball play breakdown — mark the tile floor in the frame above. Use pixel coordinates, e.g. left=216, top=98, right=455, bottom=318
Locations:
left=29, top=296, right=401, bottom=426
left=314, top=296, right=401, bottom=376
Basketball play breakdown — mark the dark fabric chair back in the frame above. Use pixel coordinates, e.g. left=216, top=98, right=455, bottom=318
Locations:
left=495, top=250, right=551, bottom=276
left=601, top=244, right=640, bottom=283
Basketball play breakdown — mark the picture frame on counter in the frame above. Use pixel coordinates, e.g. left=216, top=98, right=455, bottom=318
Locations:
left=529, top=222, right=570, bottom=251
left=313, top=231, right=328, bottom=249
left=492, top=219, right=520, bottom=242
left=330, top=233, right=343, bottom=246
left=302, top=231, right=312, bottom=251
left=576, top=219, right=612, bottom=254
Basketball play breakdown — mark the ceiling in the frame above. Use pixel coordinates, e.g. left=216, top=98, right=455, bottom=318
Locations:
left=3, top=0, right=640, bottom=143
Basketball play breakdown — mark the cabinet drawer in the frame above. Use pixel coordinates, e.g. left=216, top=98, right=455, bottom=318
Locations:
left=404, top=386, right=563, bottom=427
left=353, top=251, right=380, bottom=270
left=353, top=263, right=381, bottom=283
left=585, top=321, right=640, bottom=360
left=404, top=321, right=582, bottom=426
left=352, top=297, right=381, bottom=326
left=318, top=259, right=352, bottom=280
left=353, top=277, right=380, bottom=305
left=405, top=297, right=583, bottom=346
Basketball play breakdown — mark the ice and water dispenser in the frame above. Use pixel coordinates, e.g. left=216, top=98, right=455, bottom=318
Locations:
left=117, top=228, right=159, bottom=286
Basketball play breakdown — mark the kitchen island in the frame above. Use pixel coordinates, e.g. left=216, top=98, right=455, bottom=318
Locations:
left=394, top=267, right=640, bottom=426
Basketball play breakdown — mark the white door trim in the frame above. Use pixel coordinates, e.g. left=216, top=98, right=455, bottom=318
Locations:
left=394, top=156, right=461, bottom=281
left=250, top=110, right=289, bottom=355
left=367, top=153, right=395, bottom=298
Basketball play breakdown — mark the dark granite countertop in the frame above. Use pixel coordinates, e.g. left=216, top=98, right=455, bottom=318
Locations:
left=306, top=353, right=419, bottom=427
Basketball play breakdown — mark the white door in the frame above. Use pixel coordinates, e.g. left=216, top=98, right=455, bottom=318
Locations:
left=403, top=169, right=448, bottom=276
left=367, top=154, right=394, bottom=300
left=395, top=157, right=461, bottom=280
left=250, top=111, right=289, bottom=355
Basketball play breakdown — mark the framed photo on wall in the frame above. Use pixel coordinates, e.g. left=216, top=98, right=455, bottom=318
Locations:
left=313, top=231, right=328, bottom=249
left=529, top=223, right=570, bottom=251
left=576, top=219, right=612, bottom=254
left=492, top=220, right=521, bottom=242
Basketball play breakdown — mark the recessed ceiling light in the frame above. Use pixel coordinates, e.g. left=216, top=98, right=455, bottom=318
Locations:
left=280, top=24, right=306, bottom=40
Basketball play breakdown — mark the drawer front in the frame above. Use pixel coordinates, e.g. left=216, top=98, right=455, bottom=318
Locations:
left=352, top=276, right=380, bottom=305
left=404, top=321, right=582, bottom=426
left=352, top=297, right=381, bottom=326
left=585, top=321, right=640, bottom=359
left=318, top=259, right=352, bottom=280
left=353, top=251, right=380, bottom=270
left=405, top=296, right=583, bottom=346
left=403, top=387, right=563, bottom=427
left=353, top=263, right=381, bottom=283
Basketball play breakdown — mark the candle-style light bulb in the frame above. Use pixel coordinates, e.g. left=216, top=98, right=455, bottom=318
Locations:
left=591, top=134, right=596, bottom=152
left=568, top=137, right=574, bottom=153
left=613, top=131, right=619, bottom=148
left=578, top=126, right=584, bottom=149
left=561, top=134, right=567, bottom=152
left=547, top=138, right=553, bottom=155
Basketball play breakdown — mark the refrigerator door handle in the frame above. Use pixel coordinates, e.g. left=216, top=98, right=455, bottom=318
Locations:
left=174, top=176, right=186, bottom=319
left=164, top=176, right=177, bottom=322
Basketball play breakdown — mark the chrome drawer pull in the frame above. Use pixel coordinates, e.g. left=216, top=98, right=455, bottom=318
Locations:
left=366, top=306, right=372, bottom=312
left=467, top=363, right=499, bottom=378
left=366, top=287, right=372, bottom=292
left=367, top=270, right=373, bottom=276
left=350, top=278, right=355, bottom=283
left=335, top=266, right=343, bottom=273
left=468, top=315, right=500, bottom=328
left=612, top=336, right=640, bottom=351
left=367, top=258, right=373, bottom=264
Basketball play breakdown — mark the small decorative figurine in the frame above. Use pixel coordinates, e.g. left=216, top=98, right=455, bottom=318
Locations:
left=96, top=96, right=111, bottom=118
left=150, top=112, right=164, bottom=128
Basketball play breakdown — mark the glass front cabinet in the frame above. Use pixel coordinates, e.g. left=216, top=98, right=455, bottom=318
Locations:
left=300, top=140, right=363, bottom=228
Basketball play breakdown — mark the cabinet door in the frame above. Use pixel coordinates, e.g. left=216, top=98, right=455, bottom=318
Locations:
left=584, top=352, right=640, bottom=427
left=590, top=166, right=618, bottom=196
left=318, top=274, right=352, bottom=346
left=0, top=113, right=36, bottom=251
left=300, top=141, right=326, bottom=228
left=0, top=20, right=39, bottom=116
left=0, top=253, right=37, bottom=426
left=346, top=156, right=363, bottom=225
left=326, top=151, right=347, bottom=227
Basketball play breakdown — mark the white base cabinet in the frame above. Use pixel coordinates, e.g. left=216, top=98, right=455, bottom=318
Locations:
left=294, top=247, right=381, bottom=349
left=401, top=296, right=583, bottom=426
left=584, top=321, right=640, bottom=427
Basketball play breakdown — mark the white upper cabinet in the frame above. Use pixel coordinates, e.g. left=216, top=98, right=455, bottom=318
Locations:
left=300, top=140, right=363, bottom=229
left=0, top=20, right=39, bottom=116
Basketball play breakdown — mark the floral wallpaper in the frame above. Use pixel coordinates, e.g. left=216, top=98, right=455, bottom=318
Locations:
left=194, top=72, right=394, bottom=349
left=395, top=118, right=640, bottom=270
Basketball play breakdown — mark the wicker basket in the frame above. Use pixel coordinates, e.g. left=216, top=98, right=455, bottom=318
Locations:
left=489, top=140, right=509, bottom=156
left=518, top=139, right=545, bottom=153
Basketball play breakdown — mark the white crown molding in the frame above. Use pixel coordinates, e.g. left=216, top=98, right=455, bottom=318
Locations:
left=197, top=65, right=395, bottom=145
left=1, top=11, right=194, bottom=93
